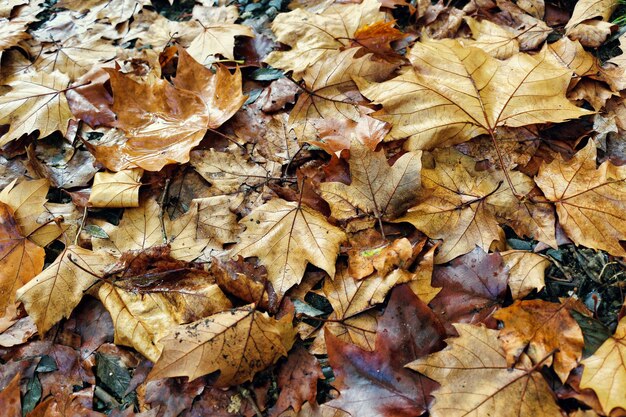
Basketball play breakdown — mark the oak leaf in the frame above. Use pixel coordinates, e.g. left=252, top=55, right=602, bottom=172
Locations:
left=88, top=169, right=143, bottom=208
left=15, top=246, right=115, bottom=334
left=320, top=140, right=421, bottom=222
left=264, top=0, right=386, bottom=76
left=359, top=39, right=591, bottom=150
left=580, top=316, right=626, bottom=415
left=0, top=202, right=44, bottom=316
left=535, top=142, right=626, bottom=257
left=148, top=305, right=296, bottom=386
left=231, top=198, right=345, bottom=298
left=0, top=71, right=73, bottom=147
left=494, top=299, right=584, bottom=383
left=407, top=323, right=563, bottom=417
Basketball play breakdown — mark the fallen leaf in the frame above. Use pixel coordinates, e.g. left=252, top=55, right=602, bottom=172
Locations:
left=463, top=16, right=520, bottom=59
left=186, top=23, right=253, bottom=64
left=494, top=299, right=584, bottom=382
left=535, top=141, right=626, bottom=257
left=0, top=372, right=21, bottom=417
left=148, top=305, right=296, bottom=386
left=351, top=20, right=407, bottom=62
left=88, top=169, right=143, bottom=208
left=565, top=0, right=617, bottom=32
left=231, top=198, right=345, bottom=298
left=359, top=38, right=590, bottom=150
left=501, top=250, right=550, bottom=299
left=580, top=316, right=626, bottom=415
left=407, top=323, right=563, bottom=417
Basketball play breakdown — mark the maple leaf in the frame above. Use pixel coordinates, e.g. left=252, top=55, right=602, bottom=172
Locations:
left=0, top=202, right=44, bottom=316
left=397, top=148, right=554, bottom=263
left=264, top=0, right=386, bottom=76
left=231, top=198, right=345, bottom=298
left=580, top=316, right=626, bottom=415
left=88, top=169, right=143, bottom=208
left=320, top=140, right=421, bottom=223
left=186, top=23, right=253, bottom=64
left=15, top=246, right=115, bottom=334
left=148, top=305, right=296, bottom=386
left=535, top=142, right=626, bottom=257
left=289, top=49, right=396, bottom=141
left=463, top=16, right=520, bottom=59
left=407, top=323, right=563, bottom=417
left=326, top=285, right=445, bottom=417
left=0, top=71, right=73, bottom=147
left=0, top=18, right=29, bottom=53
left=502, top=250, right=550, bottom=299
left=494, top=299, right=584, bottom=383
left=359, top=38, right=591, bottom=150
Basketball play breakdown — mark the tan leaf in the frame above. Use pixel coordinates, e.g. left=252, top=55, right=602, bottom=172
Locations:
left=580, top=316, right=626, bottom=415
left=567, top=20, right=615, bottom=48
left=359, top=39, right=590, bottom=150
left=565, top=0, right=617, bottom=30
left=463, top=17, right=520, bottom=59
left=536, top=142, right=626, bottom=257
left=501, top=250, right=550, bottom=299
left=0, top=71, right=73, bottom=147
left=0, top=18, right=29, bottom=52
left=289, top=49, right=395, bottom=141
left=15, top=246, right=115, bottom=334
left=264, top=0, right=385, bottom=76
left=186, top=23, right=253, bottom=63
left=165, top=202, right=209, bottom=262
left=569, top=78, right=618, bottom=111
left=148, top=305, right=296, bottom=385
left=258, top=113, right=300, bottom=165
left=88, top=169, right=143, bottom=208
left=407, top=324, right=563, bottom=417
left=402, top=244, right=441, bottom=304
left=0, top=179, right=65, bottom=247
left=494, top=299, right=584, bottom=383
left=231, top=198, right=345, bottom=298
left=193, top=196, right=240, bottom=249
left=0, top=202, right=44, bottom=315
left=544, top=38, right=600, bottom=78
left=320, top=140, right=421, bottom=221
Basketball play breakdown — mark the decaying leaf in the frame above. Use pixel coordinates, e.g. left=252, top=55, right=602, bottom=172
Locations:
left=88, top=169, right=143, bottom=208
left=148, top=305, right=296, bottom=386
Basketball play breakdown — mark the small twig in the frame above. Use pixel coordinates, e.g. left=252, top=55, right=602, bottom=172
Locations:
left=74, top=206, right=88, bottom=246
left=237, top=386, right=263, bottom=417
left=94, top=386, right=120, bottom=408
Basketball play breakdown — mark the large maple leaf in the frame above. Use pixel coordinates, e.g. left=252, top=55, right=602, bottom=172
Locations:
left=359, top=38, right=591, bottom=150
left=231, top=198, right=345, bottom=298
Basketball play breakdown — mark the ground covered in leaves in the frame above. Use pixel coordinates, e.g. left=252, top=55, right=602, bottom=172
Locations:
left=0, top=0, right=626, bottom=416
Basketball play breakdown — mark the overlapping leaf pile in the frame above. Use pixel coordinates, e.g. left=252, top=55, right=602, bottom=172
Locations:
left=0, top=0, right=626, bottom=415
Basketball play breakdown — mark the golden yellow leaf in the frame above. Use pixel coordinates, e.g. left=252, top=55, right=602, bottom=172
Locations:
left=289, top=49, right=395, bottom=141
left=0, top=179, right=65, bottom=247
left=544, top=38, right=600, bottom=78
left=264, top=0, right=386, bottom=76
left=0, top=71, right=73, bottom=147
left=407, top=324, right=563, bottom=417
left=501, top=250, right=550, bottom=299
left=463, top=17, right=520, bottom=59
left=359, top=39, right=591, bottom=150
left=186, top=23, right=253, bottom=63
left=165, top=202, right=210, bottom=262
left=15, top=246, right=115, bottom=334
left=321, top=141, right=421, bottom=222
left=88, top=169, right=143, bottom=208
left=565, top=0, right=617, bottom=31
left=0, top=202, right=44, bottom=316
left=231, top=198, right=345, bottom=298
left=580, top=316, right=626, bottom=415
left=536, top=142, right=626, bottom=257
left=148, top=305, right=296, bottom=385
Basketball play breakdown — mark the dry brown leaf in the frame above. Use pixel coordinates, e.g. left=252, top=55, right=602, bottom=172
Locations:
left=501, top=250, right=550, bottom=299
left=567, top=20, right=615, bottom=48
left=88, top=169, right=143, bottom=208
left=407, top=324, right=563, bottom=417
left=148, top=305, right=296, bottom=386
left=580, top=316, right=626, bottom=415
left=565, top=0, right=617, bottom=31
left=0, top=71, right=73, bottom=147
left=351, top=20, right=407, bottom=62
left=320, top=140, right=421, bottom=222
left=494, top=299, right=584, bottom=383
left=231, top=198, right=345, bottom=298
left=192, top=196, right=240, bottom=249
left=463, top=16, right=520, bottom=59
left=536, top=142, right=626, bottom=257
left=265, top=0, right=386, bottom=76
left=359, top=38, right=590, bottom=150
left=15, top=245, right=115, bottom=334
left=545, top=38, right=600, bottom=78
left=569, top=78, right=618, bottom=111
left=0, top=201, right=44, bottom=316
left=0, top=372, right=21, bottom=417
left=0, top=18, right=29, bottom=53
left=186, top=23, right=253, bottom=64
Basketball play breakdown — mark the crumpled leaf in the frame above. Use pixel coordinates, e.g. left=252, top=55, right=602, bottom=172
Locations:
left=320, top=140, right=421, bottom=222
left=502, top=250, right=550, bottom=299
left=0, top=202, right=44, bottom=316
left=231, top=198, right=345, bottom=298
left=265, top=0, right=386, bottom=76
left=565, top=0, right=617, bottom=32
left=359, top=38, right=591, bottom=150
left=148, top=305, right=296, bottom=386
left=580, top=316, right=626, bottom=415
left=407, top=323, right=563, bottom=417
left=15, top=246, right=115, bottom=334
left=88, top=169, right=143, bottom=208
left=494, top=299, right=584, bottom=383
left=536, top=142, right=626, bottom=257
left=0, top=71, right=73, bottom=147
left=0, top=18, right=29, bottom=52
